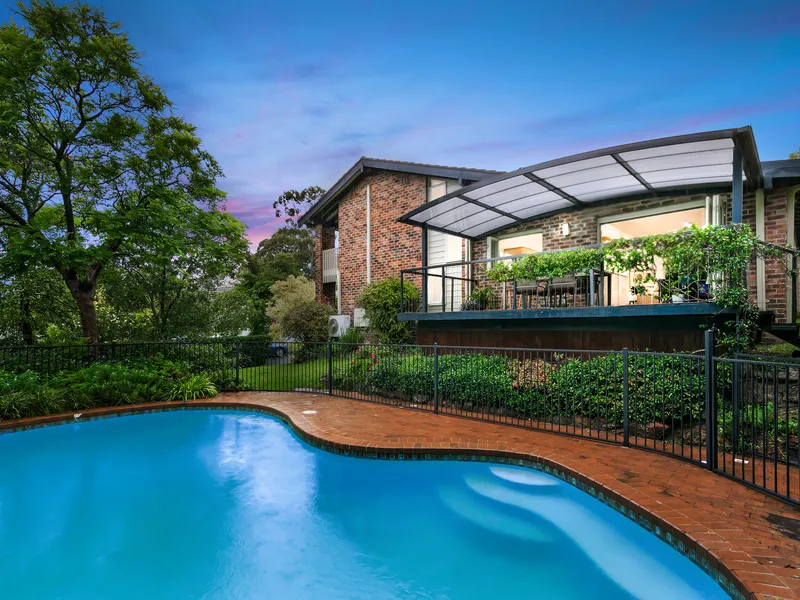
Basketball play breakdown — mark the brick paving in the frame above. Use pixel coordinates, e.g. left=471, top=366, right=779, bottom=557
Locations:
left=2, top=392, right=799, bottom=599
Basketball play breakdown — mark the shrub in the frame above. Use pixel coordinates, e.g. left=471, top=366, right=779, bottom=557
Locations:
left=0, top=360, right=209, bottom=421
left=394, top=353, right=436, bottom=399
left=335, top=327, right=365, bottom=355
left=548, top=353, right=705, bottom=425
left=167, top=374, right=218, bottom=401
left=506, top=358, right=552, bottom=391
left=331, top=345, right=379, bottom=392
left=281, top=301, right=334, bottom=344
left=437, top=354, right=513, bottom=408
left=266, top=276, right=316, bottom=339
left=717, top=401, right=798, bottom=456
left=357, top=279, right=418, bottom=344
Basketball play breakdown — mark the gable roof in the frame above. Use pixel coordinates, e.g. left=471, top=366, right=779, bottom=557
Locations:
left=297, top=157, right=501, bottom=226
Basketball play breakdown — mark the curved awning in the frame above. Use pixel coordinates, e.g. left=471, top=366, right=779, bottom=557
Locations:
left=398, top=127, right=760, bottom=240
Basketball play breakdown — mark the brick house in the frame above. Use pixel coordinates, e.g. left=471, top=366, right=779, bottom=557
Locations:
left=300, top=127, right=800, bottom=351
left=300, top=159, right=499, bottom=320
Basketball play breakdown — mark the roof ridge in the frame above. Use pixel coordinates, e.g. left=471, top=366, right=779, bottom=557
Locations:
left=360, top=156, right=503, bottom=174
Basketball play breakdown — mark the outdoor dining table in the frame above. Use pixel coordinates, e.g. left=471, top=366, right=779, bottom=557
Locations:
left=514, top=271, right=612, bottom=309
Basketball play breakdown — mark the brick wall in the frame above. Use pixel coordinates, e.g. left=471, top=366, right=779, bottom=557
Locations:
left=321, top=170, right=425, bottom=317
left=762, top=189, right=789, bottom=321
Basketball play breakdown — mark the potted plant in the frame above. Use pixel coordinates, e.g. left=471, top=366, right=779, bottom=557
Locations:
left=461, top=286, right=495, bottom=311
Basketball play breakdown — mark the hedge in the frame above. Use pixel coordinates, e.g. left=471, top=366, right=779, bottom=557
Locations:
left=332, top=350, right=709, bottom=426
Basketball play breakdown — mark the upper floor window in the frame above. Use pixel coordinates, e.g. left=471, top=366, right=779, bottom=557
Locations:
left=428, top=178, right=460, bottom=202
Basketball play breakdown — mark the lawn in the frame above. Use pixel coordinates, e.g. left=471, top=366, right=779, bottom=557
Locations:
left=238, top=357, right=348, bottom=391
left=750, top=342, right=799, bottom=357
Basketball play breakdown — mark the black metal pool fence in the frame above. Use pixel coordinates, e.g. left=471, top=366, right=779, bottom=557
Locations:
left=0, top=332, right=797, bottom=507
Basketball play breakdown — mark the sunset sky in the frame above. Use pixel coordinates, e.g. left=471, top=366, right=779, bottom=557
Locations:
left=3, top=0, right=798, bottom=247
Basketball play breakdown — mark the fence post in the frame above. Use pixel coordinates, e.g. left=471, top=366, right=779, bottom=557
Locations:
left=327, top=339, right=333, bottom=396
left=704, top=329, right=716, bottom=471
left=433, top=343, right=439, bottom=414
left=622, top=348, right=630, bottom=447
left=235, top=340, right=241, bottom=390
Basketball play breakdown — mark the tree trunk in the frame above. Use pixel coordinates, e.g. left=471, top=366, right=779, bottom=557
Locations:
left=19, top=293, right=34, bottom=345
left=64, top=276, right=99, bottom=343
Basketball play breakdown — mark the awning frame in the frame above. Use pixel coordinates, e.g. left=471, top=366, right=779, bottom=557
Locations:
left=398, top=127, right=761, bottom=241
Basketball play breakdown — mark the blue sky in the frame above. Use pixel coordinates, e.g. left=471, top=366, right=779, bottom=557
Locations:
left=3, top=0, right=799, bottom=244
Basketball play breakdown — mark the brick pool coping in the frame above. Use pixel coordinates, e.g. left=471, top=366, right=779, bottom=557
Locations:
left=1, top=392, right=798, bottom=600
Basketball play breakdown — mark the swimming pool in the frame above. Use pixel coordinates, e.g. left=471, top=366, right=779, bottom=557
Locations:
left=0, top=410, right=728, bottom=599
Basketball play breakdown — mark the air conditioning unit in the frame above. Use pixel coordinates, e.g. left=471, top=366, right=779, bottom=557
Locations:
left=328, top=315, right=351, bottom=338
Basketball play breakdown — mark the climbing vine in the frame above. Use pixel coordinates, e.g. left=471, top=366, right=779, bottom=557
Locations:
left=486, top=224, right=790, bottom=353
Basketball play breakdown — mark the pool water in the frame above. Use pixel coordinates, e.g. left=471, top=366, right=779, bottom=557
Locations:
left=0, top=410, right=728, bottom=599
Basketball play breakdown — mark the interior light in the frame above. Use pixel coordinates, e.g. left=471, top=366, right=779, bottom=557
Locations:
left=561, top=223, right=570, bottom=236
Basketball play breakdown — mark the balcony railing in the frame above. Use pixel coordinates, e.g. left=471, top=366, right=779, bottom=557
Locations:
left=322, top=248, right=338, bottom=284
left=399, top=239, right=797, bottom=322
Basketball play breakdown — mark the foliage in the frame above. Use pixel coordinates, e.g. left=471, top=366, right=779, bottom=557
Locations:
left=0, top=266, right=77, bottom=344
left=717, top=401, right=798, bottom=458
left=488, top=247, right=603, bottom=282
left=210, top=288, right=258, bottom=337
left=272, top=186, right=326, bottom=227
left=265, top=276, right=316, bottom=339
left=437, top=354, right=513, bottom=407
left=790, top=148, right=799, bottom=160
left=507, top=358, right=552, bottom=390
left=281, top=301, right=334, bottom=346
left=238, top=250, right=306, bottom=336
left=256, top=227, right=315, bottom=278
left=102, top=210, right=248, bottom=340
left=357, top=278, right=419, bottom=344
left=486, top=224, right=787, bottom=353
left=0, top=359, right=203, bottom=420
left=0, top=1, right=236, bottom=342
left=331, top=348, right=710, bottom=426
left=166, top=374, right=217, bottom=402
left=461, top=286, right=495, bottom=311
left=335, top=327, right=365, bottom=355
left=549, top=353, right=706, bottom=424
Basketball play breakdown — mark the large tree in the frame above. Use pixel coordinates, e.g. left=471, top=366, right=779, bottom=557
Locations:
left=0, top=1, right=228, bottom=342
left=102, top=210, right=248, bottom=339
left=255, top=226, right=314, bottom=278
left=272, top=186, right=325, bottom=227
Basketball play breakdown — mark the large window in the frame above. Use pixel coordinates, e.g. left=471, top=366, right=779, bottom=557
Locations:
left=599, top=204, right=706, bottom=305
left=487, top=231, right=543, bottom=258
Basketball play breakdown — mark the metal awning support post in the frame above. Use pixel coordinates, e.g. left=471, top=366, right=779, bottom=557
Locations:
left=732, top=147, right=743, bottom=223
left=441, top=266, right=446, bottom=313
left=421, top=226, right=428, bottom=312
